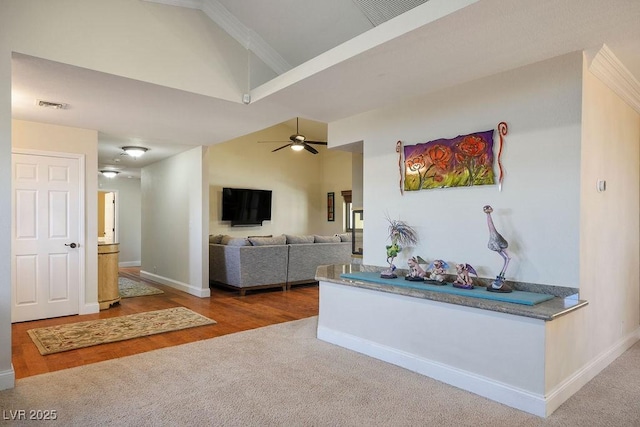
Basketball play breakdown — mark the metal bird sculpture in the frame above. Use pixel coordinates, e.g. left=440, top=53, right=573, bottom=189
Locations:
left=483, top=205, right=512, bottom=292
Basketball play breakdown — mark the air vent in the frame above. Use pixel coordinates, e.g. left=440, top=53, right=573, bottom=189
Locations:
left=352, top=0, right=430, bottom=26
left=35, top=99, right=68, bottom=109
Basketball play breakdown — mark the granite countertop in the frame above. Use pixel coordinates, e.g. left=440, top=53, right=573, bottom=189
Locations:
left=316, top=264, right=588, bottom=321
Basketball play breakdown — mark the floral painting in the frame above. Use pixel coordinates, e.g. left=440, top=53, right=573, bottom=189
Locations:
left=403, top=129, right=495, bottom=191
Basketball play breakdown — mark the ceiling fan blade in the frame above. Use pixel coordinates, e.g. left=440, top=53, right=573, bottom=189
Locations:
left=304, top=144, right=319, bottom=154
left=272, top=144, right=291, bottom=152
left=305, top=141, right=328, bottom=145
left=258, top=140, right=290, bottom=143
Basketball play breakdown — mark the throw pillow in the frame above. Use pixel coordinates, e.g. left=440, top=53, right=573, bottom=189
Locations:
left=285, top=234, right=315, bottom=244
left=209, top=234, right=224, bottom=244
left=314, top=235, right=341, bottom=243
left=335, top=233, right=351, bottom=242
left=249, top=235, right=286, bottom=246
left=221, top=235, right=250, bottom=246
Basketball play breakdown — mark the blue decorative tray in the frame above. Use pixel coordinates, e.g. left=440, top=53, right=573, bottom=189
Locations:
left=339, top=271, right=554, bottom=306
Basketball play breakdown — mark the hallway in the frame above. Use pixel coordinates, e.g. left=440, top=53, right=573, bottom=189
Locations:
left=11, top=268, right=319, bottom=379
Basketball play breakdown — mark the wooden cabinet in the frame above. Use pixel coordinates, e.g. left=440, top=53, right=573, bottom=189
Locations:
left=98, top=242, right=120, bottom=310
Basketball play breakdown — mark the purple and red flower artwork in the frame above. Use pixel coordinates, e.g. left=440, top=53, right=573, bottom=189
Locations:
left=403, top=129, right=495, bottom=191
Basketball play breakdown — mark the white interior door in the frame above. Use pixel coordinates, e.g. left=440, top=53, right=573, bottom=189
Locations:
left=12, top=152, right=82, bottom=323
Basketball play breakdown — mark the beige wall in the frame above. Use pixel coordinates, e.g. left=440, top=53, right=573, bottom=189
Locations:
left=318, top=148, right=353, bottom=235
left=209, top=123, right=352, bottom=237
left=542, top=57, right=640, bottom=403
left=12, top=119, right=100, bottom=310
left=577, top=58, right=640, bottom=358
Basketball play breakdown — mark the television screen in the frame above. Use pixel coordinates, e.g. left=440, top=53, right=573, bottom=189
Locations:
left=222, top=188, right=272, bottom=225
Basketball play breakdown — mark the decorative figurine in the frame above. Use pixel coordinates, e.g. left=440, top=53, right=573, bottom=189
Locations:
left=405, top=256, right=428, bottom=281
left=483, top=205, right=512, bottom=292
left=426, top=259, right=449, bottom=284
left=380, top=217, right=419, bottom=279
left=453, top=263, right=477, bottom=289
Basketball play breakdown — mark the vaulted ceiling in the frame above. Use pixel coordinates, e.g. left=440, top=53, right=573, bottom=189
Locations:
left=10, top=0, right=640, bottom=176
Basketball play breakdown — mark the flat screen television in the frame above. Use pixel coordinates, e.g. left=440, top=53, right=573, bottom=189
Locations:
left=222, top=188, right=272, bottom=226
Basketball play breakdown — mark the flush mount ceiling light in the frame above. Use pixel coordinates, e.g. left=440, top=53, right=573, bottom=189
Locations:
left=100, top=170, right=119, bottom=178
left=121, top=146, right=148, bottom=158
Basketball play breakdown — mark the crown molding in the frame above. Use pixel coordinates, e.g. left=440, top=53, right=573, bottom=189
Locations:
left=143, top=0, right=203, bottom=9
left=589, top=44, right=640, bottom=114
left=200, top=0, right=291, bottom=75
left=144, top=0, right=291, bottom=75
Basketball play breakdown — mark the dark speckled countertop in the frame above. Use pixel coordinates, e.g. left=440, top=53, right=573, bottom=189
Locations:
left=316, top=264, right=588, bottom=321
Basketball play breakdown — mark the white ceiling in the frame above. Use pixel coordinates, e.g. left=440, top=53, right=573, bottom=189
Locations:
left=10, top=0, right=640, bottom=177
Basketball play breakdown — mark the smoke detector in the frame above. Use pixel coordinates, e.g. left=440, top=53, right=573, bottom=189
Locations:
left=36, top=99, right=68, bottom=109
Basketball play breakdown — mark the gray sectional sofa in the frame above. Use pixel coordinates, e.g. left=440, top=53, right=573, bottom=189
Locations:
left=209, top=234, right=352, bottom=296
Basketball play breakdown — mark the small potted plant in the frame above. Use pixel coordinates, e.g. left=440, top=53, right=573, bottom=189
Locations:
left=381, top=217, right=418, bottom=279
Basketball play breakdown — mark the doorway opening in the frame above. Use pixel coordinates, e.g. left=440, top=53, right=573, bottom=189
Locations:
left=98, top=190, right=118, bottom=243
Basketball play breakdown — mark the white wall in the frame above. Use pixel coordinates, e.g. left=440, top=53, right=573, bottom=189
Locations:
left=0, top=47, right=13, bottom=390
left=141, top=146, right=209, bottom=297
left=12, top=120, right=99, bottom=308
left=98, top=175, right=142, bottom=266
left=3, top=0, right=264, bottom=102
left=209, top=123, right=352, bottom=237
left=329, top=53, right=583, bottom=287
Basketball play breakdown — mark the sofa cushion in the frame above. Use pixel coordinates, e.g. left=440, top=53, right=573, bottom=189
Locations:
left=221, top=235, right=251, bottom=246
left=335, top=233, right=351, bottom=242
left=314, top=235, right=341, bottom=243
left=209, top=234, right=224, bottom=244
left=249, top=235, right=286, bottom=246
left=287, top=240, right=352, bottom=284
left=285, top=234, right=315, bottom=244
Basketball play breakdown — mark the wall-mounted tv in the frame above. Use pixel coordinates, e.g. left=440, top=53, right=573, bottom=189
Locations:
left=222, top=187, right=272, bottom=226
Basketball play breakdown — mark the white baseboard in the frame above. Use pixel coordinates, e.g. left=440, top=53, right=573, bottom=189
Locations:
left=0, top=365, right=15, bottom=391
left=318, top=325, right=640, bottom=418
left=318, top=325, right=547, bottom=417
left=140, top=270, right=210, bottom=298
left=544, top=326, right=640, bottom=416
left=79, top=302, right=100, bottom=315
left=119, top=261, right=141, bottom=267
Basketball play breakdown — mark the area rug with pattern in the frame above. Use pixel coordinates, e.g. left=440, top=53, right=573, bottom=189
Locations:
left=27, top=307, right=216, bottom=355
left=118, top=277, right=164, bottom=298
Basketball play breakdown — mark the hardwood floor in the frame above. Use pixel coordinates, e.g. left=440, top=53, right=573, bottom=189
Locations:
left=11, top=267, right=319, bottom=379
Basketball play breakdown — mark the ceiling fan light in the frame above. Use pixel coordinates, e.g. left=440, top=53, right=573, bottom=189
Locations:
left=122, top=146, right=148, bottom=158
left=291, top=143, right=305, bottom=151
left=100, top=170, right=119, bottom=178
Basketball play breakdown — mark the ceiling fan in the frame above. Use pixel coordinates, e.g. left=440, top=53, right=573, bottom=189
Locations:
left=259, top=117, right=327, bottom=154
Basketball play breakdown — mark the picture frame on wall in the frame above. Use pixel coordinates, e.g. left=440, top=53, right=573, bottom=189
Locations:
left=327, top=192, right=335, bottom=221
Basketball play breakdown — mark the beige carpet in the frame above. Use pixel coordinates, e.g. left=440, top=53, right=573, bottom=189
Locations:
left=118, top=277, right=164, bottom=298
left=27, top=307, right=216, bottom=355
left=3, top=317, right=639, bottom=426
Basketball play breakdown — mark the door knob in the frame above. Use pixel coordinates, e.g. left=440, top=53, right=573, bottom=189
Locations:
left=65, top=243, right=78, bottom=248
